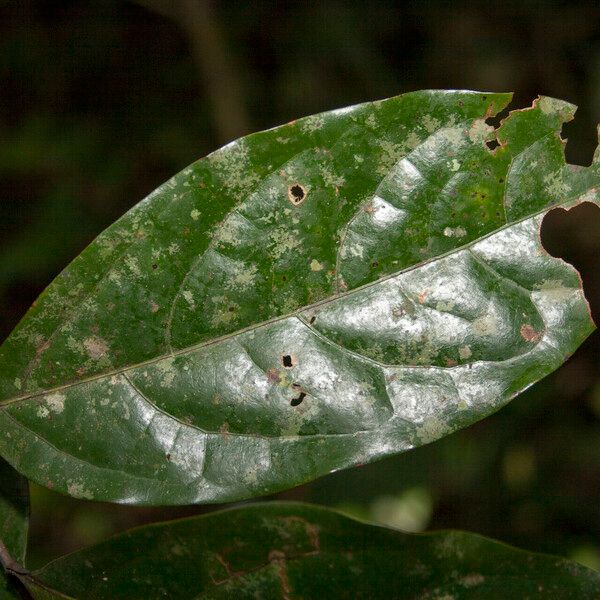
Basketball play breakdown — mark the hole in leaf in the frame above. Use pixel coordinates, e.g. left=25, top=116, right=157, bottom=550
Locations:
left=309, top=316, right=316, bottom=324
left=486, top=139, right=500, bottom=151
left=281, top=354, right=297, bottom=368
left=288, top=183, right=307, bottom=205
left=540, top=201, right=600, bottom=324
left=152, top=264, right=158, bottom=270
left=290, top=391, right=306, bottom=406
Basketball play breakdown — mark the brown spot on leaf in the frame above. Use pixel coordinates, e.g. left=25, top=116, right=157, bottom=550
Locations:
left=267, top=368, right=282, bottom=384
left=219, top=422, right=230, bottom=440
left=520, top=324, right=542, bottom=343
left=363, top=201, right=375, bottom=214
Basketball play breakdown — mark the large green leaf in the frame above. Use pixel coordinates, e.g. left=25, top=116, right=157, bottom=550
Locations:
left=0, top=458, right=29, bottom=599
left=15, top=503, right=600, bottom=599
left=0, top=90, right=598, bottom=504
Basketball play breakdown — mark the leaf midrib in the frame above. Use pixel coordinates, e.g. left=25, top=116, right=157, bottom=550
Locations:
left=2, top=189, right=592, bottom=409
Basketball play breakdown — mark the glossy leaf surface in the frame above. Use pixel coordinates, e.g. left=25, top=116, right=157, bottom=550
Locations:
left=0, top=90, right=598, bottom=504
left=20, top=503, right=600, bottom=599
left=0, top=459, right=28, bottom=599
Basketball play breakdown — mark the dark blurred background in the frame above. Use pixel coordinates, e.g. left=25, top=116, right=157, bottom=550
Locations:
left=1, top=0, right=600, bottom=571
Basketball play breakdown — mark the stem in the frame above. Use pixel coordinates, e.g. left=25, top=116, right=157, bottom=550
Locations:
left=0, top=539, right=29, bottom=576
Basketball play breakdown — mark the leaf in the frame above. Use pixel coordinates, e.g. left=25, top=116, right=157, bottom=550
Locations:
left=16, top=502, right=600, bottom=599
left=0, top=458, right=29, bottom=599
left=0, top=90, right=598, bottom=504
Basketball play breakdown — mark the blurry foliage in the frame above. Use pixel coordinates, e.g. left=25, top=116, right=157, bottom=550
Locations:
left=1, top=0, right=600, bottom=572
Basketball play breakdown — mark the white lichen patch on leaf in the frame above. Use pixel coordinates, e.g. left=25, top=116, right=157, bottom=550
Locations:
left=278, top=396, right=321, bottom=436
left=190, top=209, right=201, bottom=221
left=543, top=171, right=571, bottom=198
left=213, top=213, right=246, bottom=246
left=83, top=336, right=109, bottom=361
left=468, top=119, right=494, bottom=144
left=340, top=242, right=365, bottom=260
left=441, top=126, right=466, bottom=148
left=535, top=279, right=573, bottom=300
left=320, top=165, right=346, bottom=188
left=210, top=297, right=240, bottom=327
left=124, top=255, right=142, bottom=277
left=36, top=404, right=49, bottom=418
left=435, top=532, right=466, bottom=560
left=376, top=139, right=406, bottom=175
left=182, top=290, right=196, bottom=310
left=67, top=481, right=94, bottom=500
left=156, top=357, right=177, bottom=388
left=422, top=114, right=441, bottom=133
left=230, top=263, right=259, bottom=289
left=300, top=114, right=325, bottom=134
left=46, top=392, right=65, bottom=414
left=269, top=227, right=301, bottom=260
left=107, top=269, right=124, bottom=286
left=405, top=131, right=422, bottom=151
left=207, top=140, right=260, bottom=194
left=537, top=95, right=576, bottom=118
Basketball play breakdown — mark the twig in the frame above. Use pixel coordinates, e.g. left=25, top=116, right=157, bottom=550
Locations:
left=132, top=0, right=251, bottom=143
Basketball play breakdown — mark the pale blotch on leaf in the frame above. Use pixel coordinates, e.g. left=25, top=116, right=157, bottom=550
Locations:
left=443, top=226, right=467, bottom=238
left=416, top=416, right=451, bottom=444
left=458, top=346, right=472, bottom=360
left=461, top=574, right=486, bottom=588
left=310, top=259, right=324, bottom=272
left=472, top=313, right=499, bottom=337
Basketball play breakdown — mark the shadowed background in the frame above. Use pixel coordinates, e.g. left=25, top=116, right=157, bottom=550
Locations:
left=1, top=0, right=600, bottom=570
